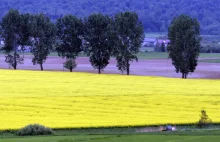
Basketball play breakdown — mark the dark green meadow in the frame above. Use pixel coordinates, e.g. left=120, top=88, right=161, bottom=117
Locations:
left=1, top=134, right=220, bottom=142
left=1, top=128, right=220, bottom=142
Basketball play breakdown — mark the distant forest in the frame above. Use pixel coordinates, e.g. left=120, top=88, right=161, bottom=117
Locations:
left=1, top=0, right=220, bottom=34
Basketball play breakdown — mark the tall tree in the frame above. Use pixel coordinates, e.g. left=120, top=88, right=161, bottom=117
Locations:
left=56, top=15, right=84, bottom=72
left=168, top=15, right=201, bottom=79
left=30, top=14, right=56, bottom=71
left=0, top=9, right=31, bottom=69
left=114, top=12, right=144, bottom=75
left=84, top=13, right=113, bottom=74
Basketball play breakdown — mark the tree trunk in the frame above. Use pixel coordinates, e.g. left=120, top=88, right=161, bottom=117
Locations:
left=70, top=67, right=73, bottom=72
left=14, top=52, right=17, bottom=70
left=13, top=37, right=17, bottom=70
left=14, top=64, right=17, bottom=70
left=40, top=64, right=43, bottom=71
left=98, top=48, right=101, bottom=74
left=182, top=73, right=187, bottom=79
left=126, top=60, right=130, bottom=75
left=185, top=73, right=187, bottom=79
left=98, top=65, right=101, bottom=74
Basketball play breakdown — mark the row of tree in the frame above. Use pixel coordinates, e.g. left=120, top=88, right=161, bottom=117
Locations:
left=0, top=10, right=201, bottom=79
left=0, top=9, right=144, bottom=75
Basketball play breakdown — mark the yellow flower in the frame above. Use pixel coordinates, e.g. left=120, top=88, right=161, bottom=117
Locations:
left=0, top=70, right=219, bottom=130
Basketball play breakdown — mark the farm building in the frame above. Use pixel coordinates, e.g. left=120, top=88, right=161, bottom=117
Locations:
left=0, top=40, right=4, bottom=45
left=141, top=38, right=170, bottom=52
left=157, top=39, right=170, bottom=47
left=142, top=38, right=157, bottom=47
left=17, top=45, right=31, bottom=52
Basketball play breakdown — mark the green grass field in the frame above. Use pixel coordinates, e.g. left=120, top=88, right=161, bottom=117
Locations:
left=199, top=59, right=220, bottom=63
left=137, top=52, right=220, bottom=60
left=0, top=134, right=220, bottom=142
left=1, top=52, right=220, bottom=60
left=137, top=52, right=168, bottom=59
left=1, top=127, right=220, bottom=142
left=145, top=32, right=167, bottom=38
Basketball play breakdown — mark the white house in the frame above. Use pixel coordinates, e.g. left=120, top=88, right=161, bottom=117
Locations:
left=17, top=45, right=31, bottom=52
left=0, top=40, right=4, bottom=45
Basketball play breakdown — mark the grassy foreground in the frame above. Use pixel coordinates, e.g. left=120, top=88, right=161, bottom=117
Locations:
left=1, top=128, right=220, bottom=142
left=0, top=70, right=220, bottom=130
left=0, top=134, right=220, bottom=142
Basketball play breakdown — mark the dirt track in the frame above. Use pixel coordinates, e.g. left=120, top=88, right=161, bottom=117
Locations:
left=0, top=55, right=220, bottom=79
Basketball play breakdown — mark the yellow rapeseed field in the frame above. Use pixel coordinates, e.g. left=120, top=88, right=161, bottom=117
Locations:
left=0, top=69, right=220, bottom=130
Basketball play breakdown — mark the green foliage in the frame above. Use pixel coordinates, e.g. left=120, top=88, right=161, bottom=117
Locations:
left=16, top=124, right=54, bottom=136
left=197, top=110, right=212, bottom=128
left=56, top=15, right=84, bottom=59
left=1, top=9, right=20, bottom=53
left=114, top=12, right=144, bottom=75
left=0, top=9, right=30, bottom=69
left=30, top=14, right=56, bottom=71
left=84, top=13, right=113, bottom=74
left=168, top=15, right=201, bottom=79
left=63, top=59, right=77, bottom=72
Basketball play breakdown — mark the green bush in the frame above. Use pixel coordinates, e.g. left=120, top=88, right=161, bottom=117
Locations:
left=197, top=110, right=212, bottom=128
left=17, top=124, right=54, bottom=136
left=64, top=59, right=77, bottom=72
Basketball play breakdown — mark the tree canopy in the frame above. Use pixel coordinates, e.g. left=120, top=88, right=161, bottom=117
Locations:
left=30, top=14, right=56, bottom=71
left=84, top=13, right=113, bottom=74
left=0, top=0, right=220, bottom=34
left=0, top=9, right=31, bottom=69
left=56, top=15, right=84, bottom=59
left=168, top=15, right=201, bottom=79
left=114, top=12, right=144, bottom=75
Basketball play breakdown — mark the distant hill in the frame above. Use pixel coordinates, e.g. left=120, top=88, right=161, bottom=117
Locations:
left=1, top=0, right=220, bottom=34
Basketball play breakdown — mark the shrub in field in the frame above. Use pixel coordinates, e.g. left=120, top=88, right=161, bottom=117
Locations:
left=17, top=124, right=54, bottom=136
left=197, top=110, right=212, bottom=128
left=63, top=59, right=77, bottom=72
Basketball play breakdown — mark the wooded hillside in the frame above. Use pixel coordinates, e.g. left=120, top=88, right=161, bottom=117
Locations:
left=1, top=0, right=220, bottom=34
